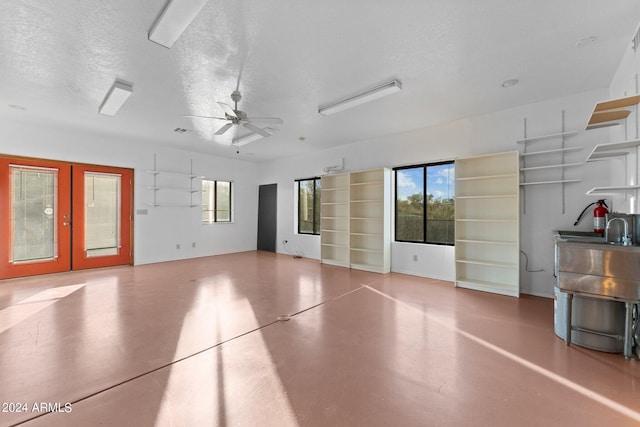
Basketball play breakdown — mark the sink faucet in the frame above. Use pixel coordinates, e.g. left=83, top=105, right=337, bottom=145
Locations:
left=606, top=217, right=633, bottom=246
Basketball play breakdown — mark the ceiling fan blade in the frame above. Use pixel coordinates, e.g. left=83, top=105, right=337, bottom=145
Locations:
left=217, top=102, right=238, bottom=118
left=243, top=123, right=272, bottom=137
left=180, top=115, right=227, bottom=120
left=246, top=117, right=283, bottom=125
left=215, top=123, right=234, bottom=136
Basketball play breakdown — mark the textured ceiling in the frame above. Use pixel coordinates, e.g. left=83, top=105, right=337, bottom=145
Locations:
left=1, top=0, right=640, bottom=161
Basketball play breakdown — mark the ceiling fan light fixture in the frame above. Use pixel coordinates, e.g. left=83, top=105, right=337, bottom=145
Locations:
left=234, top=128, right=274, bottom=146
left=318, top=79, right=402, bottom=116
left=148, top=0, right=209, bottom=48
left=99, top=81, right=133, bottom=116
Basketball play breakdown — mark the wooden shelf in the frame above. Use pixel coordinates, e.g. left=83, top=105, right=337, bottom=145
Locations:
left=516, top=130, right=577, bottom=144
left=593, top=94, right=640, bottom=112
left=586, top=95, right=640, bottom=130
left=588, top=110, right=631, bottom=126
left=349, top=180, right=384, bottom=187
left=321, top=243, right=348, bottom=248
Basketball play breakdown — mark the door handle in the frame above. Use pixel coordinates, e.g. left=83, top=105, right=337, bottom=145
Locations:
left=63, top=222, right=71, bottom=226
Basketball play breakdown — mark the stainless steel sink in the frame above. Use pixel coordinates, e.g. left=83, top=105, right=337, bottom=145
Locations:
left=556, top=239, right=640, bottom=358
left=557, top=240, right=640, bottom=300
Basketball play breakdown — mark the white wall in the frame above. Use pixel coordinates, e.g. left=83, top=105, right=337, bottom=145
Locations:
left=258, top=88, right=614, bottom=297
left=609, top=35, right=640, bottom=214
left=0, top=120, right=258, bottom=265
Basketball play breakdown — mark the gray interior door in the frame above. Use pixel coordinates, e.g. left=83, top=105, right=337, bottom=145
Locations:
left=257, top=183, right=277, bottom=252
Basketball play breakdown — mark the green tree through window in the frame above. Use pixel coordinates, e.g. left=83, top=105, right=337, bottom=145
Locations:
left=297, top=178, right=321, bottom=235
left=395, top=162, right=454, bottom=245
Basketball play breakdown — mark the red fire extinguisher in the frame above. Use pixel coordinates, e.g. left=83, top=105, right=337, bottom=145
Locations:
left=574, top=199, right=609, bottom=234
left=593, top=199, right=608, bottom=233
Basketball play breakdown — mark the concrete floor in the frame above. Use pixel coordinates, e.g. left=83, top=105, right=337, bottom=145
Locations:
left=0, top=251, right=638, bottom=426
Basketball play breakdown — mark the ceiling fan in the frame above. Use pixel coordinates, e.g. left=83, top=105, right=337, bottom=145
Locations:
left=182, top=90, right=283, bottom=141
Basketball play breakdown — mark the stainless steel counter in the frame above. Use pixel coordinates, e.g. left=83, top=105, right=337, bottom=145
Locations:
left=555, top=239, right=640, bottom=359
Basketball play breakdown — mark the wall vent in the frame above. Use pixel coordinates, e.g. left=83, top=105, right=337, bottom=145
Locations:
left=633, top=24, right=640, bottom=52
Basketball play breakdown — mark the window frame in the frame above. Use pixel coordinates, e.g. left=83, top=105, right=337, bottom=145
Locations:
left=296, top=177, right=321, bottom=235
left=201, top=179, right=233, bottom=224
left=394, top=161, right=455, bottom=246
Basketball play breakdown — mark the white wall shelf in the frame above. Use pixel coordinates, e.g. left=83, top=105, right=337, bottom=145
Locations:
left=585, top=138, right=640, bottom=162
left=584, top=135, right=640, bottom=201
left=520, top=162, right=583, bottom=171
left=518, top=112, right=583, bottom=213
left=585, top=185, right=640, bottom=196
left=455, top=151, right=519, bottom=297
left=520, top=179, right=581, bottom=186
left=516, top=130, right=577, bottom=143
left=520, top=147, right=583, bottom=157
left=146, top=155, right=201, bottom=208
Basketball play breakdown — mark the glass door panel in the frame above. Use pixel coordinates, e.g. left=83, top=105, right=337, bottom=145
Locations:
left=10, top=165, right=58, bottom=263
left=0, top=158, right=71, bottom=279
left=84, top=172, right=121, bottom=258
left=72, top=164, right=132, bottom=270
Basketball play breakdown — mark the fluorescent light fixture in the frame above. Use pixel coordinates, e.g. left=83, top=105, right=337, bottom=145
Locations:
left=99, top=81, right=133, bottom=116
left=318, top=79, right=402, bottom=116
left=148, top=0, right=209, bottom=48
left=233, top=128, right=273, bottom=146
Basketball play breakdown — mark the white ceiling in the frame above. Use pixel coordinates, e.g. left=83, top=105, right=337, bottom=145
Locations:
left=1, top=0, right=640, bottom=162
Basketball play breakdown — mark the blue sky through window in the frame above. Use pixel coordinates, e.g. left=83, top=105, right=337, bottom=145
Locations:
left=397, top=164, right=454, bottom=201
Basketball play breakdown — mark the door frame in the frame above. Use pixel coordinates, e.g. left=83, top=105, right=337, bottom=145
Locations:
left=0, top=156, right=72, bottom=278
left=71, top=163, right=133, bottom=270
left=0, top=154, right=134, bottom=279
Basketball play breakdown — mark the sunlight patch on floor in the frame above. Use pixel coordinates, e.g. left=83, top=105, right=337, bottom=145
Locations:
left=155, top=297, right=299, bottom=426
left=0, top=284, right=85, bottom=334
left=363, top=284, right=640, bottom=424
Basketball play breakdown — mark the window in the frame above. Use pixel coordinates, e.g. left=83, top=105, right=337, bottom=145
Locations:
left=394, top=161, right=454, bottom=245
left=297, top=177, right=321, bottom=235
left=202, top=179, right=232, bottom=223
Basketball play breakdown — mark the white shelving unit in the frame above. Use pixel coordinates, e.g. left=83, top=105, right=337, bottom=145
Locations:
left=455, top=151, right=520, bottom=297
left=146, top=155, right=201, bottom=207
left=320, top=168, right=391, bottom=273
left=320, top=172, right=350, bottom=268
left=349, top=168, right=391, bottom=274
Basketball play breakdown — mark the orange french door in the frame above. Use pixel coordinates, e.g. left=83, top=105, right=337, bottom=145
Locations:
left=0, top=157, right=132, bottom=279
left=71, top=164, right=132, bottom=270
left=0, top=157, right=72, bottom=279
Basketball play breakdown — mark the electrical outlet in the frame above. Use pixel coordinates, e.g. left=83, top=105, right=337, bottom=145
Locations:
left=413, top=254, right=418, bottom=262
left=176, top=244, right=180, bottom=250
left=192, top=242, right=196, bottom=248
